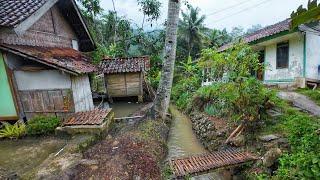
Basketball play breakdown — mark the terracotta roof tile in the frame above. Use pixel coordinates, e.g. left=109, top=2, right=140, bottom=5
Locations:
left=63, top=109, right=112, bottom=126
left=218, top=19, right=291, bottom=52
left=0, top=44, right=96, bottom=74
left=0, top=0, right=47, bottom=27
left=99, top=56, right=150, bottom=74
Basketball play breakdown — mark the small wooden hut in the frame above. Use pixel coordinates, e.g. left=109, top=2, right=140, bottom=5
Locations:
left=99, top=56, right=150, bottom=102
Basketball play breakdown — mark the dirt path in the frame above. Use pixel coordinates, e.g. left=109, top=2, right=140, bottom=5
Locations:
left=278, top=91, right=320, bottom=116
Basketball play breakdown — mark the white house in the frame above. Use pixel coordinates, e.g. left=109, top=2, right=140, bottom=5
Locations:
left=217, top=19, right=320, bottom=88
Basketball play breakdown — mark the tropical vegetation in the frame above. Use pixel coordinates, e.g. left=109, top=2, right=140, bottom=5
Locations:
left=0, top=120, right=26, bottom=139
left=26, top=116, right=61, bottom=136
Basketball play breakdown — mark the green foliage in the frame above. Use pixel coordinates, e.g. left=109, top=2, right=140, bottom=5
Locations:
left=296, top=88, right=320, bottom=106
left=171, top=75, right=201, bottom=110
left=206, top=29, right=232, bottom=48
left=193, top=44, right=274, bottom=122
left=193, top=79, right=276, bottom=122
left=161, top=163, right=173, bottom=179
left=177, top=56, right=198, bottom=78
left=137, top=0, right=162, bottom=27
left=275, top=111, right=320, bottom=179
left=178, top=6, right=207, bottom=59
left=0, top=120, right=26, bottom=139
left=27, top=116, right=61, bottom=136
left=91, top=44, right=108, bottom=64
left=199, top=43, right=262, bottom=82
left=77, top=0, right=103, bottom=21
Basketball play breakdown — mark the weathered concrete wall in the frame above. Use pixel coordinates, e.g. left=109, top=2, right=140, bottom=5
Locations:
left=0, top=5, right=78, bottom=48
left=71, top=75, right=94, bottom=112
left=305, top=32, right=320, bottom=80
left=264, top=33, right=304, bottom=82
left=14, top=70, right=71, bottom=90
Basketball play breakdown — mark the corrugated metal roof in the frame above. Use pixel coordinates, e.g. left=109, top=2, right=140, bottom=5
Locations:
left=0, top=44, right=96, bottom=74
left=99, top=56, right=150, bottom=74
left=218, top=19, right=291, bottom=52
left=0, top=0, right=48, bottom=27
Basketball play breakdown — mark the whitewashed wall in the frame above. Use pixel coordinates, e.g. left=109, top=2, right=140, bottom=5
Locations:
left=264, top=34, right=304, bottom=82
left=305, top=32, right=320, bottom=80
left=71, top=75, right=94, bottom=112
left=15, top=70, right=71, bottom=90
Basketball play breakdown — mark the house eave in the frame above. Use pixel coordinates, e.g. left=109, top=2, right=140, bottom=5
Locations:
left=0, top=46, right=80, bottom=76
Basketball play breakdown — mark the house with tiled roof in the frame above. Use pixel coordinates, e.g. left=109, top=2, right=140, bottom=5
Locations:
left=0, top=0, right=96, bottom=121
left=99, top=56, right=150, bottom=102
left=214, top=14, right=320, bottom=87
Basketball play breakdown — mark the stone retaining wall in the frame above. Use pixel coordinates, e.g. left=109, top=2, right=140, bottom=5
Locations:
left=189, top=111, right=228, bottom=152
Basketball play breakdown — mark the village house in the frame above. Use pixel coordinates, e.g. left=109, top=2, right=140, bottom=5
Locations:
left=0, top=0, right=96, bottom=121
left=203, top=19, right=320, bottom=88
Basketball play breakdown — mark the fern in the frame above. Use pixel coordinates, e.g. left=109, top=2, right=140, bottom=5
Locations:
left=0, top=120, right=26, bottom=139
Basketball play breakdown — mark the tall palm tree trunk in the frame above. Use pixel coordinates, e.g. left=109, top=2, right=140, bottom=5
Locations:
left=153, top=0, right=181, bottom=120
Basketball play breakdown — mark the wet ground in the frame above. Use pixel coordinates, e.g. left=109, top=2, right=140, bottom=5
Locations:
left=0, top=137, right=67, bottom=178
left=110, top=102, right=147, bottom=118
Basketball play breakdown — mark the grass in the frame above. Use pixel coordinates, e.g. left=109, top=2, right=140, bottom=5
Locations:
left=296, top=88, right=320, bottom=106
left=256, top=100, right=320, bottom=179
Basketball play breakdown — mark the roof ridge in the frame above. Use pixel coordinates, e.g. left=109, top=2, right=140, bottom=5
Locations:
left=218, top=18, right=292, bottom=52
left=102, top=56, right=150, bottom=60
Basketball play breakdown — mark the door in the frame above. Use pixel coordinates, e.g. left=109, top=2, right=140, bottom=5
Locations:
left=257, top=50, right=265, bottom=81
left=0, top=53, right=18, bottom=120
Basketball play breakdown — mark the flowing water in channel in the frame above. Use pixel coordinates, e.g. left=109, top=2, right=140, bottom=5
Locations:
left=167, top=106, right=207, bottom=159
left=167, top=106, right=224, bottom=180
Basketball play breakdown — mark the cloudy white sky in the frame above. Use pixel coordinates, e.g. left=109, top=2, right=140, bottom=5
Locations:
left=101, top=0, right=309, bottom=31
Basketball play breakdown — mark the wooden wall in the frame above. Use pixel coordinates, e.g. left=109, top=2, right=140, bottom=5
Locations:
left=106, top=72, right=143, bottom=97
left=71, top=75, right=94, bottom=112
left=0, top=5, right=77, bottom=48
left=19, top=89, right=75, bottom=119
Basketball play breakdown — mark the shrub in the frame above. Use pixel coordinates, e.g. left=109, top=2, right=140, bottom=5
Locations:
left=0, top=120, right=26, bottom=139
left=276, top=113, right=320, bottom=179
left=192, top=78, right=277, bottom=123
left=171, top=75, right=201, bottom=110
left=27, top=116, right=61, bottom=136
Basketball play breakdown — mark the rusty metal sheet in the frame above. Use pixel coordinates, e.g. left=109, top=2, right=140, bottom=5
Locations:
left=0, top=44, right=96, bottom=74
left=63, top=108, right=112, bottom=126
left=170, top=148, right=259, bottom=177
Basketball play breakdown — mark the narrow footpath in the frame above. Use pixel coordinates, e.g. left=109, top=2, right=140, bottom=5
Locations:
left=278, top=91, right=320, bottom=116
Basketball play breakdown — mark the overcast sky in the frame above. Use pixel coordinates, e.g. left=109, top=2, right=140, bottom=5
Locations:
left=100, top=0, right=309, bottom=31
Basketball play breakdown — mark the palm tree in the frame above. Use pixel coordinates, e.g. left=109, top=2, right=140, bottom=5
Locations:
left=208, top=29, right=232, bottom=48
left=153, top=0, right=181, bottom=120
left=179, top=6, right=206, bottom=57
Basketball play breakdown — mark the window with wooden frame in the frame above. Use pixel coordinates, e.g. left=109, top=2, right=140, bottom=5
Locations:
left=276, top=42, right=289, bottom=69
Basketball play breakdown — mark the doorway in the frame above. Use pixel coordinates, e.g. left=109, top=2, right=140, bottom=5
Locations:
left=257, top=50, right=265, bottom=81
